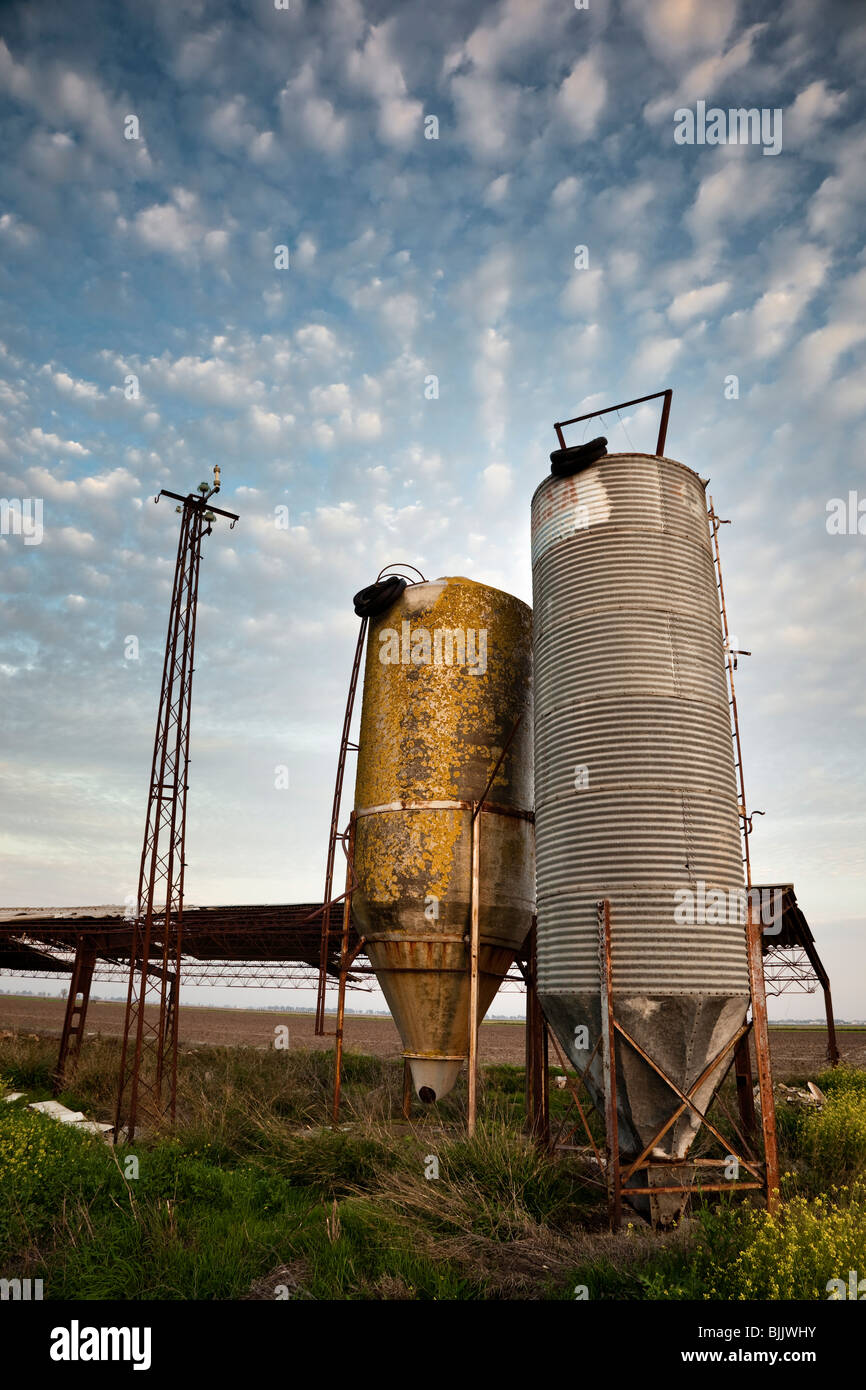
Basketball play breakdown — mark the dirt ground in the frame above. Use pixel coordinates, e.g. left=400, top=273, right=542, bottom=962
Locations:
left=1, top=994, right=862, bottom=1076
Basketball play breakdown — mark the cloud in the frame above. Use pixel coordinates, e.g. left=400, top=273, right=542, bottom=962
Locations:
left=295, top=324, right=343, bottom=363
left=0, top=213, right=37, bottom=248
left=685, top=156, right=785, bottom=241
left=0, top=39, right=153, bottom=170
left=630, top=335, right=683, bottom=377
left=0, top=37, right=33, bottom=103
left=643, top=24, right=767, bottom=125
left=667, top=280, right=731, bottom=325
left=441, top=0, right=571, bottom=159
left=722, top=240, right=829, bottom=359
left=205, top=95, right=274, bottom=162
left=356, top=410, right=382, bottom=440
left=280, top=61, right=349, bottom=155
left=23, top=130, right=80, bottom=183
left=41, top=366, right=103, bottom=401
left=787, top=266, right=866, bottom=396
left=550, top=176, right=581, bottom=209
left=481, top=461, right=512, bottom=502
left=555, top=53, right=607, bottom=139
left=315, top=501, right=363, bottom=536
left=607, top=250, right=641, bottom=288
left=561, top=269, right=604, bottom=317
left=26, top=427, right=90, bottom=457
left=461, top=246, right=513, bottom=326
left=310, top=382, right=351, bottom=415
left=173, top=26, right=227, bottom=83
left=378, top=292, right=420, bottom=347
left=448, top=72, right=523, bottom=160
left=346, top=22, right=422, bottom=148
left=474, top=326, right=510, bottom=452
left=628, top=0, right=740, bottom=62
left=248, top=405, right=293, bottom=442
left=294, top=235, right=317, bottom=269
left=120, top=188, right=231, bottom=262
left=25, top=466, right=138, bottom=500
left=484, top=173, right=510, bottom=207
left=449, top=0, right=561, bottom=75
left=787, top=80, right=846, bottom=145
left=47, top=525, right=97, bottom=554
left=142, top=350, right=266, bottom=406
left=808, top=128, right=866, bottom=241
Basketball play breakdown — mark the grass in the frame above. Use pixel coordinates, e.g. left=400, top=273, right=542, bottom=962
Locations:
left=1, top=1031, right=865, bottom=1300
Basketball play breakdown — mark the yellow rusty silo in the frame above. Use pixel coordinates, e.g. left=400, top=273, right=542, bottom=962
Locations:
left=352, top=576, right=534, bottom=1102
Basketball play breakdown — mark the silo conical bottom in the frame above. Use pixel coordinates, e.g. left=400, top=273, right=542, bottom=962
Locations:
left=367, top=938, right=518, bottom=1102
left=408, top=1058, right=464, bottom=1103
left=541, top=991, right=749, bottom=1224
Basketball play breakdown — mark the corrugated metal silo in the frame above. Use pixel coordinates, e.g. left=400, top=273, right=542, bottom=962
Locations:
left=531, top=452, right=750, bottom=1172
left=352, top=576, right=534, bottom=1102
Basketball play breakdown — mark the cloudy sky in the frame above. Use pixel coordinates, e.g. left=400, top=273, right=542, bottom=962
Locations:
left=1, top=0, right=864, bottom=1020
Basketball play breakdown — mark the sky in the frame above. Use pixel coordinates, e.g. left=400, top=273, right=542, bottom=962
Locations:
left=0, top=0, right=864, bottom=1021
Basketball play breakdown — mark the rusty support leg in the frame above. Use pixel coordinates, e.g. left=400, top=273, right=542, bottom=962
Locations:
left=540, top=1022, right=549, bottom=1147
left=332, top=814, right=356, bottom=1126
left=656, top=388, right=672, bottom=456
left=54, top=941, right=97, bottom=1094
left=598, top=899, right=621, bottom=1230
left=733, top=1031, right=757, bottom=1142
left=523, top=923, right=549, bottom=1146
left=523, top=926, right=534, bottom=1131
left=746, top=908, right=780, bottom=1213
left=822, top=982, right=840, bottom=1066
left=401, top=1060, right=412, bottom=1119
left=467, top=804, right=481, bottom=1138
left=799, top=933, right=840, bottom=1066
left=165, top=973, right=179, bottom=1122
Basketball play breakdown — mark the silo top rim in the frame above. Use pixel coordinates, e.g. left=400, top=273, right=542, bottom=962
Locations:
left=531, top=452, right=708, bottom=506
left=426, top=575, right=530, bottom=605
left=387, top=575, right=531, bottom=614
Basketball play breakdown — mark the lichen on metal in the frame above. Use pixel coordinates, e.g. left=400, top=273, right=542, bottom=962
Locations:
left=352, top=576, right=534, bottom=1102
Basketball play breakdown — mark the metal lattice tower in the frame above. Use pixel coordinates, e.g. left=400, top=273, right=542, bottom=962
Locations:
left=114, top=470, right=237, bottom=1141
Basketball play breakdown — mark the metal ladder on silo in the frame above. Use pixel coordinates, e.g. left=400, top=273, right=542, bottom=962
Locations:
left=708, top=498, right=776, bottom=1168
left=314, top=617, right=366, bottom=1036
left=708, top=498, right=763, bottom=881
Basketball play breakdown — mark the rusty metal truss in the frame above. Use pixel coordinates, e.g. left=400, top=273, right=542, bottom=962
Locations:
left=112, top=475, right=237, bottom=1141
left=758, top=885, right=840, bottom=1062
